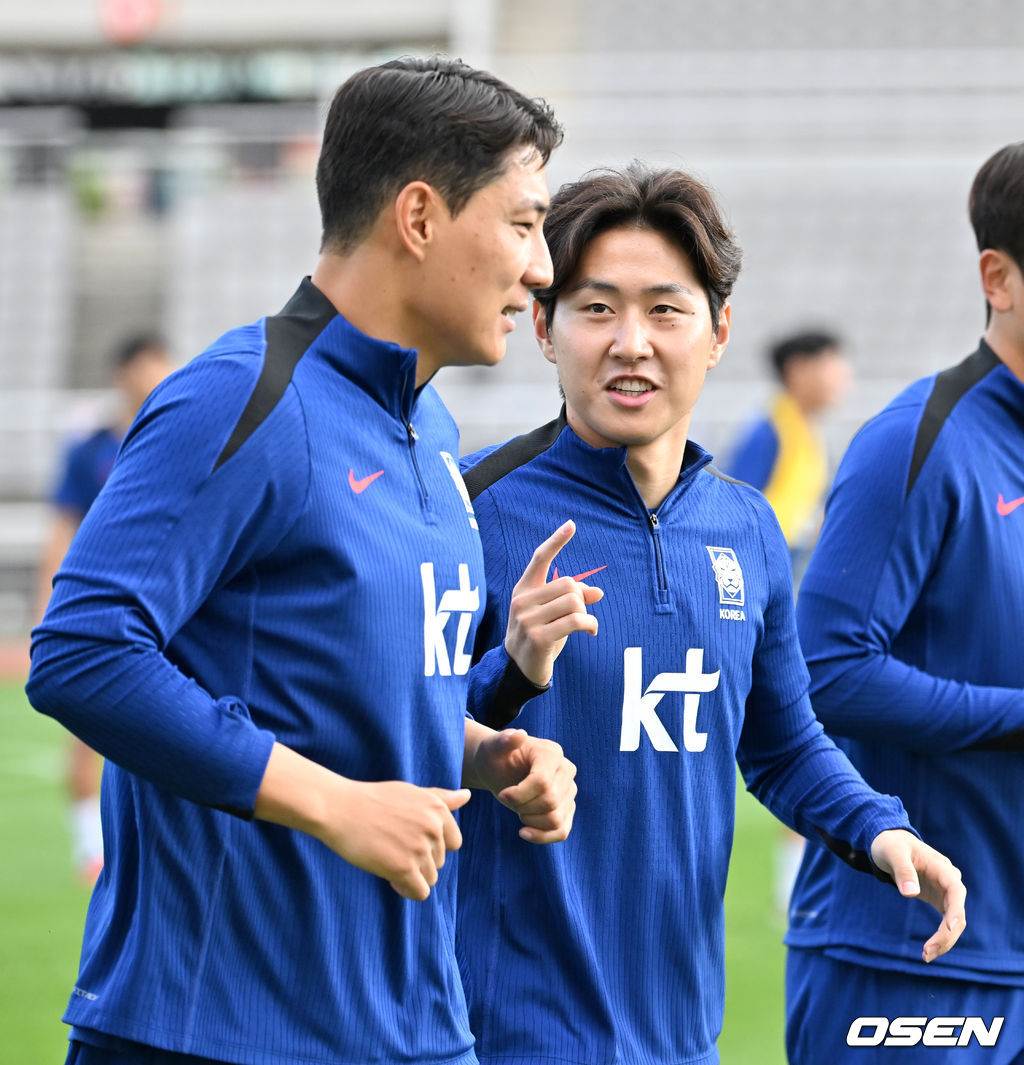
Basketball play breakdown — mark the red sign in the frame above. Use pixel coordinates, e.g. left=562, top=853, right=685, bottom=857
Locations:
left=98, top=0, right=164, bottom=46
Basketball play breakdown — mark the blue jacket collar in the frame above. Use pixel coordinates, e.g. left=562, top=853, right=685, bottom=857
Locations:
left=290, top=277, right=420, bottom=422
left=552, top=411, right=714, bottom=515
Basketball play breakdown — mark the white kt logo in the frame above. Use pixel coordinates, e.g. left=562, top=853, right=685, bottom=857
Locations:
left=619, top=647, right=720, bottom=752
left=421, top=563, right=479, bottom=677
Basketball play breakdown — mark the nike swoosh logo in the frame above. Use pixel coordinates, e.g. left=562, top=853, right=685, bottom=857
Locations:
left=997, top=493, right=1024, bottom=516
left=349, top=468, right=384, bottom=494
left=552, top=564, right=608, bottom=582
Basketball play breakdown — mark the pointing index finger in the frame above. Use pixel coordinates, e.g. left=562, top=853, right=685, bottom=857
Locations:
left=517, top=520, right=577, bottom=589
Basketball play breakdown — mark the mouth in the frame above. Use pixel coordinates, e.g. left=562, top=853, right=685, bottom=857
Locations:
left=501, top=303, right=528, bottom=328
left=607, top=377, right=656, bottom=396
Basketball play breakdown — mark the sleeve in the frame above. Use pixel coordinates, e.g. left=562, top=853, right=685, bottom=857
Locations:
left=463, top=485, right=548, bottom=729
left=467, top=646, right=550, bottom=730
left=736, top=494, right=913, bottom=878
left=724, top=417, right=779, bottom=490
left=26, top=348, right=310, bottom=817
left=795, top=403, right=1024, bottom=751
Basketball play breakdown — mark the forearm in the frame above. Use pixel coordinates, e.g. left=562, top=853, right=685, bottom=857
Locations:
left=802, top=591, right=1024, bottom=751
left=462, top=717, right=498, bottom=789
left=27, top=627, right=275, bottom=816
left=812, top=655, right=1024, bottom=751
left=739, top=702, right=911, bottom=871
left=254, top=742, right=344, bottom=836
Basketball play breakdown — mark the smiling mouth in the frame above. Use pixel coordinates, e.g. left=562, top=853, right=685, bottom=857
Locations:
left=608, top=380, right=655, bottom=395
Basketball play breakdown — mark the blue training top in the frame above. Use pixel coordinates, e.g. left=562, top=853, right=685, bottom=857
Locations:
left=27, top=279, right=489, bottom=1065
left=53, top=425, right=122, bottom=518
left=457, top=414, right=911, bottom=1065
left=788, top=339, right=1024, bottom=983
left=725, top=415, right=779, bottom=490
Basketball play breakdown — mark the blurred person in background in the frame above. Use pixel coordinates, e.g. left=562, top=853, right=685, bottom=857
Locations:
left=26, top=55, right=587, bottom=1065
left=786, top=141, right=1024, bottom=1062
left=726, top=329, right=850, bottom=579
left=35, top=332, right=172, bottom=886
left=455, top=162, right=965, bottom=1065
left=725, top=328, right=850, bottom=914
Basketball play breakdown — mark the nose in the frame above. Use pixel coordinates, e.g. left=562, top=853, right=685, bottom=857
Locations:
left=522, top=229, right=554, bottom=289
left=609, top=311, right=653, bottom=361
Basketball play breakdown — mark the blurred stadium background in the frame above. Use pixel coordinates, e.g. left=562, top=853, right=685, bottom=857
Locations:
left=2, top=0, right=1023, bottom=639
left=1, top=1, right=1022, bottom=1059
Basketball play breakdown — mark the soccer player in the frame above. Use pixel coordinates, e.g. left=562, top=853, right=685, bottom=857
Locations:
left=36, top=332, right=172, bottom=885
left=27, top=56, right=587, bottom=1065
left=785, top=142, right=1024, bottom=1062
left=455, top=163, right=966, bottom=1065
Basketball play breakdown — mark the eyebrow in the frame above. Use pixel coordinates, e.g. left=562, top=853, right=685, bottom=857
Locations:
left=514, top=198, right=549, bottom=216
left=567, top=279, right=696, bottom=297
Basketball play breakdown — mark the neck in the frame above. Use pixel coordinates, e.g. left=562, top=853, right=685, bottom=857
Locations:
left=985, top=318, right=1024, bottom=385
left=311, top=250, right=438, bottom=387
left=625, top=424, right=690, bottom=510
left=779, top=387, right=818, bottom=419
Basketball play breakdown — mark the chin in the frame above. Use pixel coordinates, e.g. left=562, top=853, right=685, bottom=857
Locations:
left=601, top=415, right=661, bottom=445
left=446, top=343, right=507, bottom=370
left=475, top=342, right=509, bottom=368
left=614, top=432, right=661, bottom=448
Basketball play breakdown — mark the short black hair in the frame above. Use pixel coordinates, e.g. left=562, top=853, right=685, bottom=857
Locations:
left=768, top=330, right=842, bottom=381
left=969, top=141, right=1024, bottom=271
left=316, top=55, right=562, bottom=253
left=113, top=332, right=166, bottom=369
left=533, top=162, right=741, bottom=330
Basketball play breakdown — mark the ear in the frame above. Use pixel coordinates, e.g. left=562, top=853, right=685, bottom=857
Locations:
left=707, top=302, right=732, bottom=369
left=532, top=300, right=557, bottom=365
left=979, top=248, right=1015, bottom=314
left=394, top=181, right=446, bottom=262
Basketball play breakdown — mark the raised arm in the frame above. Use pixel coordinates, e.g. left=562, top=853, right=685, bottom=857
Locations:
left=467, top=517, right=602, bottom=728
left=463, top=520, right=595, bottom=840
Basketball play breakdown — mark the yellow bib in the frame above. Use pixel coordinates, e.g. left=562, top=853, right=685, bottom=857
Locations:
left=762, top=392, right=827, bottom=547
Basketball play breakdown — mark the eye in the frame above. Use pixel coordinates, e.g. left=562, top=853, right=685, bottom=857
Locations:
left=584, top=302, right=612, bottom=314
left=651, top=304, right=679, bottom=315
left=514, top=221, right=534, bottom=232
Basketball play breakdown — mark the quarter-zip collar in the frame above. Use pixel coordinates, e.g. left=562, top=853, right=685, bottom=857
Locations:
left=549, top=409, right=714, bottom=520
left=287, top=277, right=420, bottom=424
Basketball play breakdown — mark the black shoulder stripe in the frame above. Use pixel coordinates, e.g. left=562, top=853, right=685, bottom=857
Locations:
left=213, top=279, right=337, bottom=472
left=463, top=409, right=567, bottom=501
left=705, top=464, right=745, bottom=485
left=905, top=342, right=1000, bottom=498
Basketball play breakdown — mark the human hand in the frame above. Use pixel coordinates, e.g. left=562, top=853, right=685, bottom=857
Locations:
left=326, top=779, right=470, bottom=901
left=255, top=744, right=470, bottom=900
left=504, top=520, right=604, bottom=686
left=469, top=726, right=577, bottom=843
left=870, top=829, right=966, bottom=962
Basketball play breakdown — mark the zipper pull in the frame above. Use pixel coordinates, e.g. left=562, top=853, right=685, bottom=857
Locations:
left=407, top=422, right=418, bottom=443
left=648, top=512, right=659, bottom=529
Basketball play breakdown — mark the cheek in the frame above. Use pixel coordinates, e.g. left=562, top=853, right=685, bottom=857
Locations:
left=489, top=233, right=525, bottom=278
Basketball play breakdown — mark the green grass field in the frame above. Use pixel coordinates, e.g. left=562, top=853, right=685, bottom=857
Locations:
left=0, top=678, right=786, bottom=1064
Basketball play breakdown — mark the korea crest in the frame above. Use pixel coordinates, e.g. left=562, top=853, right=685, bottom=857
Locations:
left=705, top=546, right=744, bottom=607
